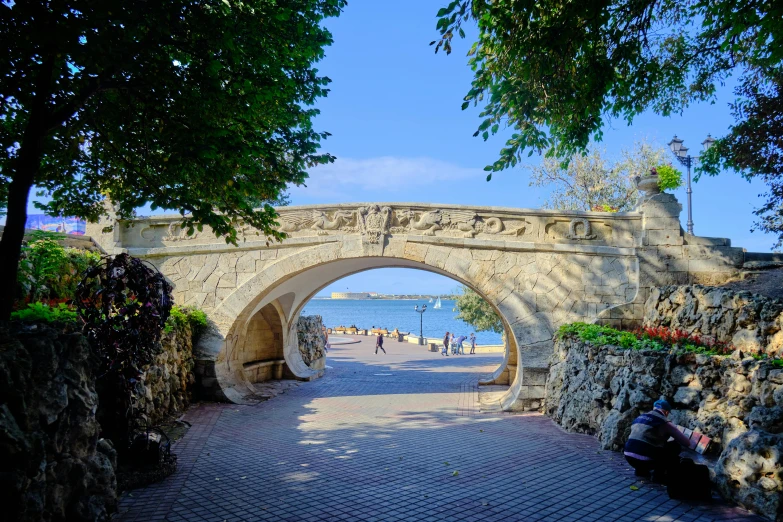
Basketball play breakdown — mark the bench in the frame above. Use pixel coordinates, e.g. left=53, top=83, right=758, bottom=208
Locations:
left=242, top=359, right=286, bottom=380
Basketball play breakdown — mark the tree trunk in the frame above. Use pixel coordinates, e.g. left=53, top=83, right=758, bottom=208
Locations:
left=0, top=161, right=38, bottom=320
left=0, top=56, right=54, bottom=320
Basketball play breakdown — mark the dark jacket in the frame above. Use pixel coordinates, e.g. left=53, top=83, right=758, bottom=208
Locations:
left=624, top=410, right=691, bottom=461
left=376, top=334, right=383, bottom=346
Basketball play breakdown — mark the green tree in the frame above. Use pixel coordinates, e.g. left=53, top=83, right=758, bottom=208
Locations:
left=0, top=0, right=345, bottom=319
left=699, top=70, right=783, bottom=248
left=454, top=286, right=503, bottom=334
left=433, top=0, right=783, bottom=244
left=529, top=140, right=669, bottom=212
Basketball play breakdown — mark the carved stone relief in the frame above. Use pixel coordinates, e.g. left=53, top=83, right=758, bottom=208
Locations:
left=545, top=218, right=605, bottom=241
left=131, top=206, right=622, bottom=245
left=358, top=205, right=392, bottom=244
left=566, top=218, right=597, bottom=240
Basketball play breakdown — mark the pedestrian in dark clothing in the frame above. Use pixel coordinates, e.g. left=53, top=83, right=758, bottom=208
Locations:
left=441, top=332, right=450, bottom=356
left=375, top=333, right=386, bottom=354
left=624, top=399, right=691, bottom=482
left=469, top=333, right=477, bottom=354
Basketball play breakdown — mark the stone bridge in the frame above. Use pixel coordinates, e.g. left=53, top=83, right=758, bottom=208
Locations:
left=88, top=191, right=746, bottom=409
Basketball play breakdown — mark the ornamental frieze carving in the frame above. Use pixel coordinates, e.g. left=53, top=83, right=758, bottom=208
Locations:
left=566, top=218, right=597, bottom=240
left=272, top=206, right=529, bottom=239
left=126, top=206, right=618, bottom=245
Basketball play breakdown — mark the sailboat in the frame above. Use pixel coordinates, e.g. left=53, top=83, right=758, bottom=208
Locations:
left=433, top=297, right=442, bottom=309
left=429, top=298, right=433, bottom=303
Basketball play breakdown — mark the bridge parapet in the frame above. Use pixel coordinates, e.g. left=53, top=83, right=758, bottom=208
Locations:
left=104, top=202, right=643, bottom=253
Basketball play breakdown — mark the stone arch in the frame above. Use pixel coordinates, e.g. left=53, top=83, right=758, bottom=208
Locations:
left=197, top=239, right=612, bottom=409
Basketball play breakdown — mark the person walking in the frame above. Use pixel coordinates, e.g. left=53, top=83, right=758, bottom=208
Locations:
left=375, top=332, right=386, bottom=354
left=441, top=331, right=450, bottom=356
left=469, top=333, right=477, bottom=354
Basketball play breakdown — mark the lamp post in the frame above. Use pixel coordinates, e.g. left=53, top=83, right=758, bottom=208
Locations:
left=667, top=134, right=715, bottom=235
left=414, top=304, right=427, bottom=345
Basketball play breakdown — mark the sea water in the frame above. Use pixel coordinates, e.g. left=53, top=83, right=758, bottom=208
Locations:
left=301, top=298, right=503, bottom=345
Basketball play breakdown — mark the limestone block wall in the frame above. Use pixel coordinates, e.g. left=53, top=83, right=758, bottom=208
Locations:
left=645, top=285, right=783, bottom=356
left=600, top=193, right=745, bottom=331
left=239, top=303, right=285, bottom=383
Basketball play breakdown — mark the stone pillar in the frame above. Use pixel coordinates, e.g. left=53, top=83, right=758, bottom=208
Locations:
left=85, top=198, right=124, bottom=255
left=637, top=192, right=688, bottom=292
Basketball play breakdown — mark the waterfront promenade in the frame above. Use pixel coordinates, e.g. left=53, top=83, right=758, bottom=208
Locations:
left=114, top=337, right=763, bottom=521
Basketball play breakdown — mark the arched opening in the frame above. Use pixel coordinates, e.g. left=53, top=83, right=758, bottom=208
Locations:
left=238, top=302, right=286, bottom=383
left=205, top=256, right=524, bottom=405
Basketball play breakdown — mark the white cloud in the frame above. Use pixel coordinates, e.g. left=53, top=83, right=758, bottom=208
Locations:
left=292, top=156, right=484, bottom=197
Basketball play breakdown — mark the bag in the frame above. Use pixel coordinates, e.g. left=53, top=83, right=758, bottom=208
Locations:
left=667, top=458, right=711, bottom=501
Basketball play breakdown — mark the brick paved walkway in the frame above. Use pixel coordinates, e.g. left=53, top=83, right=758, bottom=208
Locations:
left=114, top=338, right=763, bottom=522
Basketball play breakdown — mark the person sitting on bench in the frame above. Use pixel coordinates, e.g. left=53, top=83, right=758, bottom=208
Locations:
left=623, top=399, right=692, bottom=482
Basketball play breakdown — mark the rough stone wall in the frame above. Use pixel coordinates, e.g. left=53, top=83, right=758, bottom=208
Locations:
left=0, top=324, right=117, bottom=522
left=716, top=429, right=783, bottom=521
left=297, top=315, right=326, bottom=370
left=545, top=337, right=783, bottom=520
left=546, top=337, right=782, bottom=451
left=133, top=326, right=196, bottom=426
left=645, top=285, right=783, bottom=356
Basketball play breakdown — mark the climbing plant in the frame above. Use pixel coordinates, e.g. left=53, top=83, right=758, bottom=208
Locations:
left=76, top=253, right=173, bottom=449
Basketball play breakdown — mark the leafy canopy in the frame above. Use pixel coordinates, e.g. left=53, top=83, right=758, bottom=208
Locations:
left=433, top=0, right=783, bottom=245
left=1, top=0, right=345, bottom=244
left=453, top=286, right=503, bottom=334
left=528, top=140, right=668, bottom=212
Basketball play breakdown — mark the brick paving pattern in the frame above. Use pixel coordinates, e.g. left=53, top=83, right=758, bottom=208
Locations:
left=114, top=338, right=764, bottom=521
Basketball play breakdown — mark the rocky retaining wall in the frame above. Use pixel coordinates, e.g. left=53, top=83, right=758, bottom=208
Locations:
left=645, top=285, right=783, bottom=356
left=0, top=323, right=117, bottom=522
left=133, top=325, right=196, bottom=426
left=545, top=336, right=783, bottom=520
left=298, top=315, right=326, bottom=371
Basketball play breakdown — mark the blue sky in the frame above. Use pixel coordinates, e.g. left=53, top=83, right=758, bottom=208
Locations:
left=23, top=1, right=779, bottom=296
left=301, top=1, right=776, bottom=295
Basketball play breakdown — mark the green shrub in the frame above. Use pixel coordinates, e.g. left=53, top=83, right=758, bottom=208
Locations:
left=11, top=302, right=78, bottom=324
left=17, top=234, right=101, bottom=304
left=165, top=305, right=208, bottom=341
left=557, top=322, right=734, bottom=356
left=655, top=164, right=683, bottom=191
left=752, top=353, right=783, bottom=368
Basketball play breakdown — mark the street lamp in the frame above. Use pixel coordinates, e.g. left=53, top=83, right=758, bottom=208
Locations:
left=414, top=304, right=427, bottom=345
left=667, top=134, right=715, bottom=235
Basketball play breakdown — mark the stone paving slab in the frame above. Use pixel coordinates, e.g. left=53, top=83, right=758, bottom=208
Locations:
left=114, top=337, right=764, bottom=521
